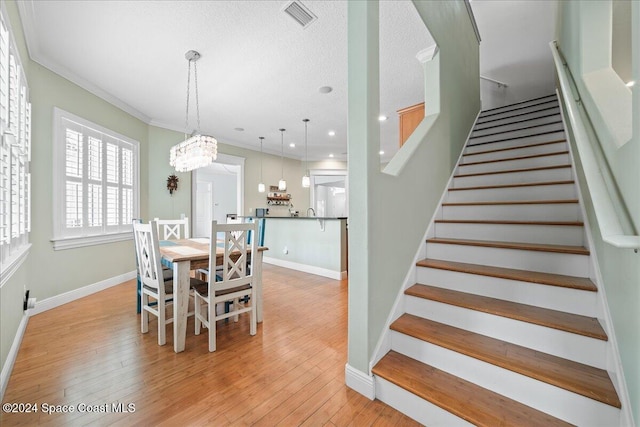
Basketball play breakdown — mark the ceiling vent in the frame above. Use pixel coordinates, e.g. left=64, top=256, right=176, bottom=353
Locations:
left=283, top=1, right=317, bottom=29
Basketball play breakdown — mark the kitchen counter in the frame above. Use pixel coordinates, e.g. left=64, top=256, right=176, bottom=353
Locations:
left=247, top=216, right=348, bottom=280
left=240, top=216, right=347, bottom=220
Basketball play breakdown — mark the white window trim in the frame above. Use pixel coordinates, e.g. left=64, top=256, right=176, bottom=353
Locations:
left=51, top=107, right=140, bottom=250
left=0, top=3, right=31, bottom=283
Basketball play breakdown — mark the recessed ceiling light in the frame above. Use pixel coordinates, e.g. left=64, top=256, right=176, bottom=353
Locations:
left=319, top=86, right=333, bottom=94
left=379, top=150, right=385, bottom=155
left=626, top=81, right=635, bottom=87
left=328, top=130, right=336, bottom=136
left=234, top=127, right=244, bottom=131
left=289, top=143, right=296, bottom=148
left=378, top=115, right=387, bottom=121
left=329, top=153, right=334, bottom=158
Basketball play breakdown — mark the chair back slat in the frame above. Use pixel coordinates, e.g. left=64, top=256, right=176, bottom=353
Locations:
left=209, top=220, right=257, bottom=292
left=155, top=217, right=190, bottom=240
left=133, top=221, right=165, bottom=296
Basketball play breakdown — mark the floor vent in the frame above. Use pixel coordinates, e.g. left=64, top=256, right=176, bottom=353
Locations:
left=283, top=1, right=317, bottom=29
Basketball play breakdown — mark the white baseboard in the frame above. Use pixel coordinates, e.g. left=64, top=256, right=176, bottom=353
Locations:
left=30, top=270, right=136, bottom=315
left=1, top=271, right=137, bottom=401
left=263, top=257, right=347, bottom=280
left=0, top=313, right=28, bottom=402
left=345, top=363, right=375, bottom=399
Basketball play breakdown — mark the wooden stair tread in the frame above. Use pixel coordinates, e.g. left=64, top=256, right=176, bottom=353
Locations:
left=455, top=164, right=570, bottom=178
left=427, top=237, right=590, bottom=255
left=442, top=199, right=578, bottom=206
left=415, top=258, right=597, bottom=291
left=479, top=99, right=558, bottom=119
left=460, top=150, right=569, bottom=166
left=390, top=314, right=619, bottom=407
left=463, top=139, right=566, bottom=157
left=435, top=219, right=583, bottom=226
left=469, top=121, right=563, bottom=140
left=467, top=129, right=565, bottom=147
left=477, top=106, right=561, bottom=126
left=473, top=112, right=561, bottom=131
left=405, top=284, right=606, bottom=340
left=449, top=180, right=574, bottom=191
left=372, top=350, right=575, bottom=427
left=479, top=94, right=557, bottom=114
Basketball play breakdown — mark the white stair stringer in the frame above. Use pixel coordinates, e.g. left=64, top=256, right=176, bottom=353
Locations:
left=390, top=331, right=620, bottom=427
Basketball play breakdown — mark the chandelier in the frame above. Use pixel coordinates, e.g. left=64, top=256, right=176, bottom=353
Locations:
left=170, top=50, right=217, bottom=172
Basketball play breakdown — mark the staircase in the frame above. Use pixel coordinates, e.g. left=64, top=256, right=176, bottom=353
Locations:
left=372, top=94, right=623, bottom=426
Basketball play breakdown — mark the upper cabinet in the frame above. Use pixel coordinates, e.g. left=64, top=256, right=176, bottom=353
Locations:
left=397, top=102, right=425, bottom=147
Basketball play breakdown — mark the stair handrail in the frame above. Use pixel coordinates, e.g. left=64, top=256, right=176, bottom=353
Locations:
left=550, top=41, right=640, bottom=251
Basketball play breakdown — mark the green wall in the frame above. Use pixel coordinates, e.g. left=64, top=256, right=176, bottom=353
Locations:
left=1, top=0, right=149, bottom=386
left=347, top=0, right=480, bottom=373
left=557, top=1, right=640, bottom=421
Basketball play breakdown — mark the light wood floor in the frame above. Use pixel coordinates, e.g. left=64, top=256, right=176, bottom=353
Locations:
left=1, top=264, right=421, bottom=426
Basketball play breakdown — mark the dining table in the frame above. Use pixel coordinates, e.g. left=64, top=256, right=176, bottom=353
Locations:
left=158, top=237, right=268, bottom=353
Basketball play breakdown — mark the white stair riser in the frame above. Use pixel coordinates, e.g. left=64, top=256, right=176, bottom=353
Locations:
left=415, top=266, right=599, bottom=316
left=425, top=242, right=590, bottom=277
left=468, top=123, right=565, bottom=146
left=472, top=115, right=561, bottom=138
left=465, top=131, right=566, bottom=154
left=453, top=166, right=572, bottom=187
left=478, top=101, right=559, bottom=122
left=402, top=298, right=607, bottom=368
left=441, top=203, right=582, bottom=222
left=457, top=153, right=569, bottom=175
left=375, top=377, right=473, bottom=427
left=390, top=332, right=619, bottom=426
left=447, top=183, right=576, bottom=202
left=434, top=223, right=584, bottom=246
left=461, top=141, right=567, bottom=163
left=474, top=107, right=561, bottom=131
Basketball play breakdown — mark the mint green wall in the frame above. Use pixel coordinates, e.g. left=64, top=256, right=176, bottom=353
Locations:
left=1, top=0, right=148, bottom=386
left=557, top=1, right=640, bottom=421
left=347, top=0, right=480, bottom=373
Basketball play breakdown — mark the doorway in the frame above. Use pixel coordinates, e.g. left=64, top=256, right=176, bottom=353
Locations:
left=192, top=154, right=244, bottom=237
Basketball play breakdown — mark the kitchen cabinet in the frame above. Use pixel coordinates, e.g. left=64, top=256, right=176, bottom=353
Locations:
left=398, top=102, right=425, bottom=147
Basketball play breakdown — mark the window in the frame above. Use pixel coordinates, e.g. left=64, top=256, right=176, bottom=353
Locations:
left=0, top=6, right=31, bottom=286
left=52, top=108, right=139, bottom=250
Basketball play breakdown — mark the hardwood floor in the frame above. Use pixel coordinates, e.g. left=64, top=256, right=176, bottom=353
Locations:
left=1, top=264, right=420, bottom=426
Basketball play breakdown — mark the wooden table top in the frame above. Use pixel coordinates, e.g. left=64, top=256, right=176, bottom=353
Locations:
left=159, top=238, right=268, bottom=270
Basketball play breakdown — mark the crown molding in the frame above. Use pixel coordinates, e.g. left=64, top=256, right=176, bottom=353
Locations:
left=16, top=0, right=152, bottom=124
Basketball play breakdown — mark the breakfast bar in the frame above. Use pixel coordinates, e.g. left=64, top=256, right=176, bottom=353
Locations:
left=259, top=216, right=348, bottom=280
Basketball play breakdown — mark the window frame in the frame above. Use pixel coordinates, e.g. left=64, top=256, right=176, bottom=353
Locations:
left=51, top=107, right=140, bottom=250
left=0, top=4, right=31, bottom=288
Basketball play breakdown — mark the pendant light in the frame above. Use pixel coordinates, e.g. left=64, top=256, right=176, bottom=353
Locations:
left=278, top=128, right=287, bottom=191
left=258, top=136, right=266, bottom=193
left=302, top=119, right=310, bottom=188
left=169, top=50, right=218, bottom=172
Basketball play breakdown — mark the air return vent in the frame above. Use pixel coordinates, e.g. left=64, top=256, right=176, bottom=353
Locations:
left=283, top=1, right=317, bottom=29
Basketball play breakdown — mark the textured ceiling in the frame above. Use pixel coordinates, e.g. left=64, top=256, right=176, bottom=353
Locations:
left=17, top=0, right=557, bottom=163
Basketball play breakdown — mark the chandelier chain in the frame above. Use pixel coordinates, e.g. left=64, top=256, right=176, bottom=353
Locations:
left=194, top=60, right=201, bottom=132
left=184, top=60, right=192, bottom=135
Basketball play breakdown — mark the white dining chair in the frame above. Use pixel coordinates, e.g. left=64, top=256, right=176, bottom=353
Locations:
left=193, top=220, right=258, bottom=352
left=133, top=220, right=175, bottom=345
left=154, top=217, right=190, bottom=240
